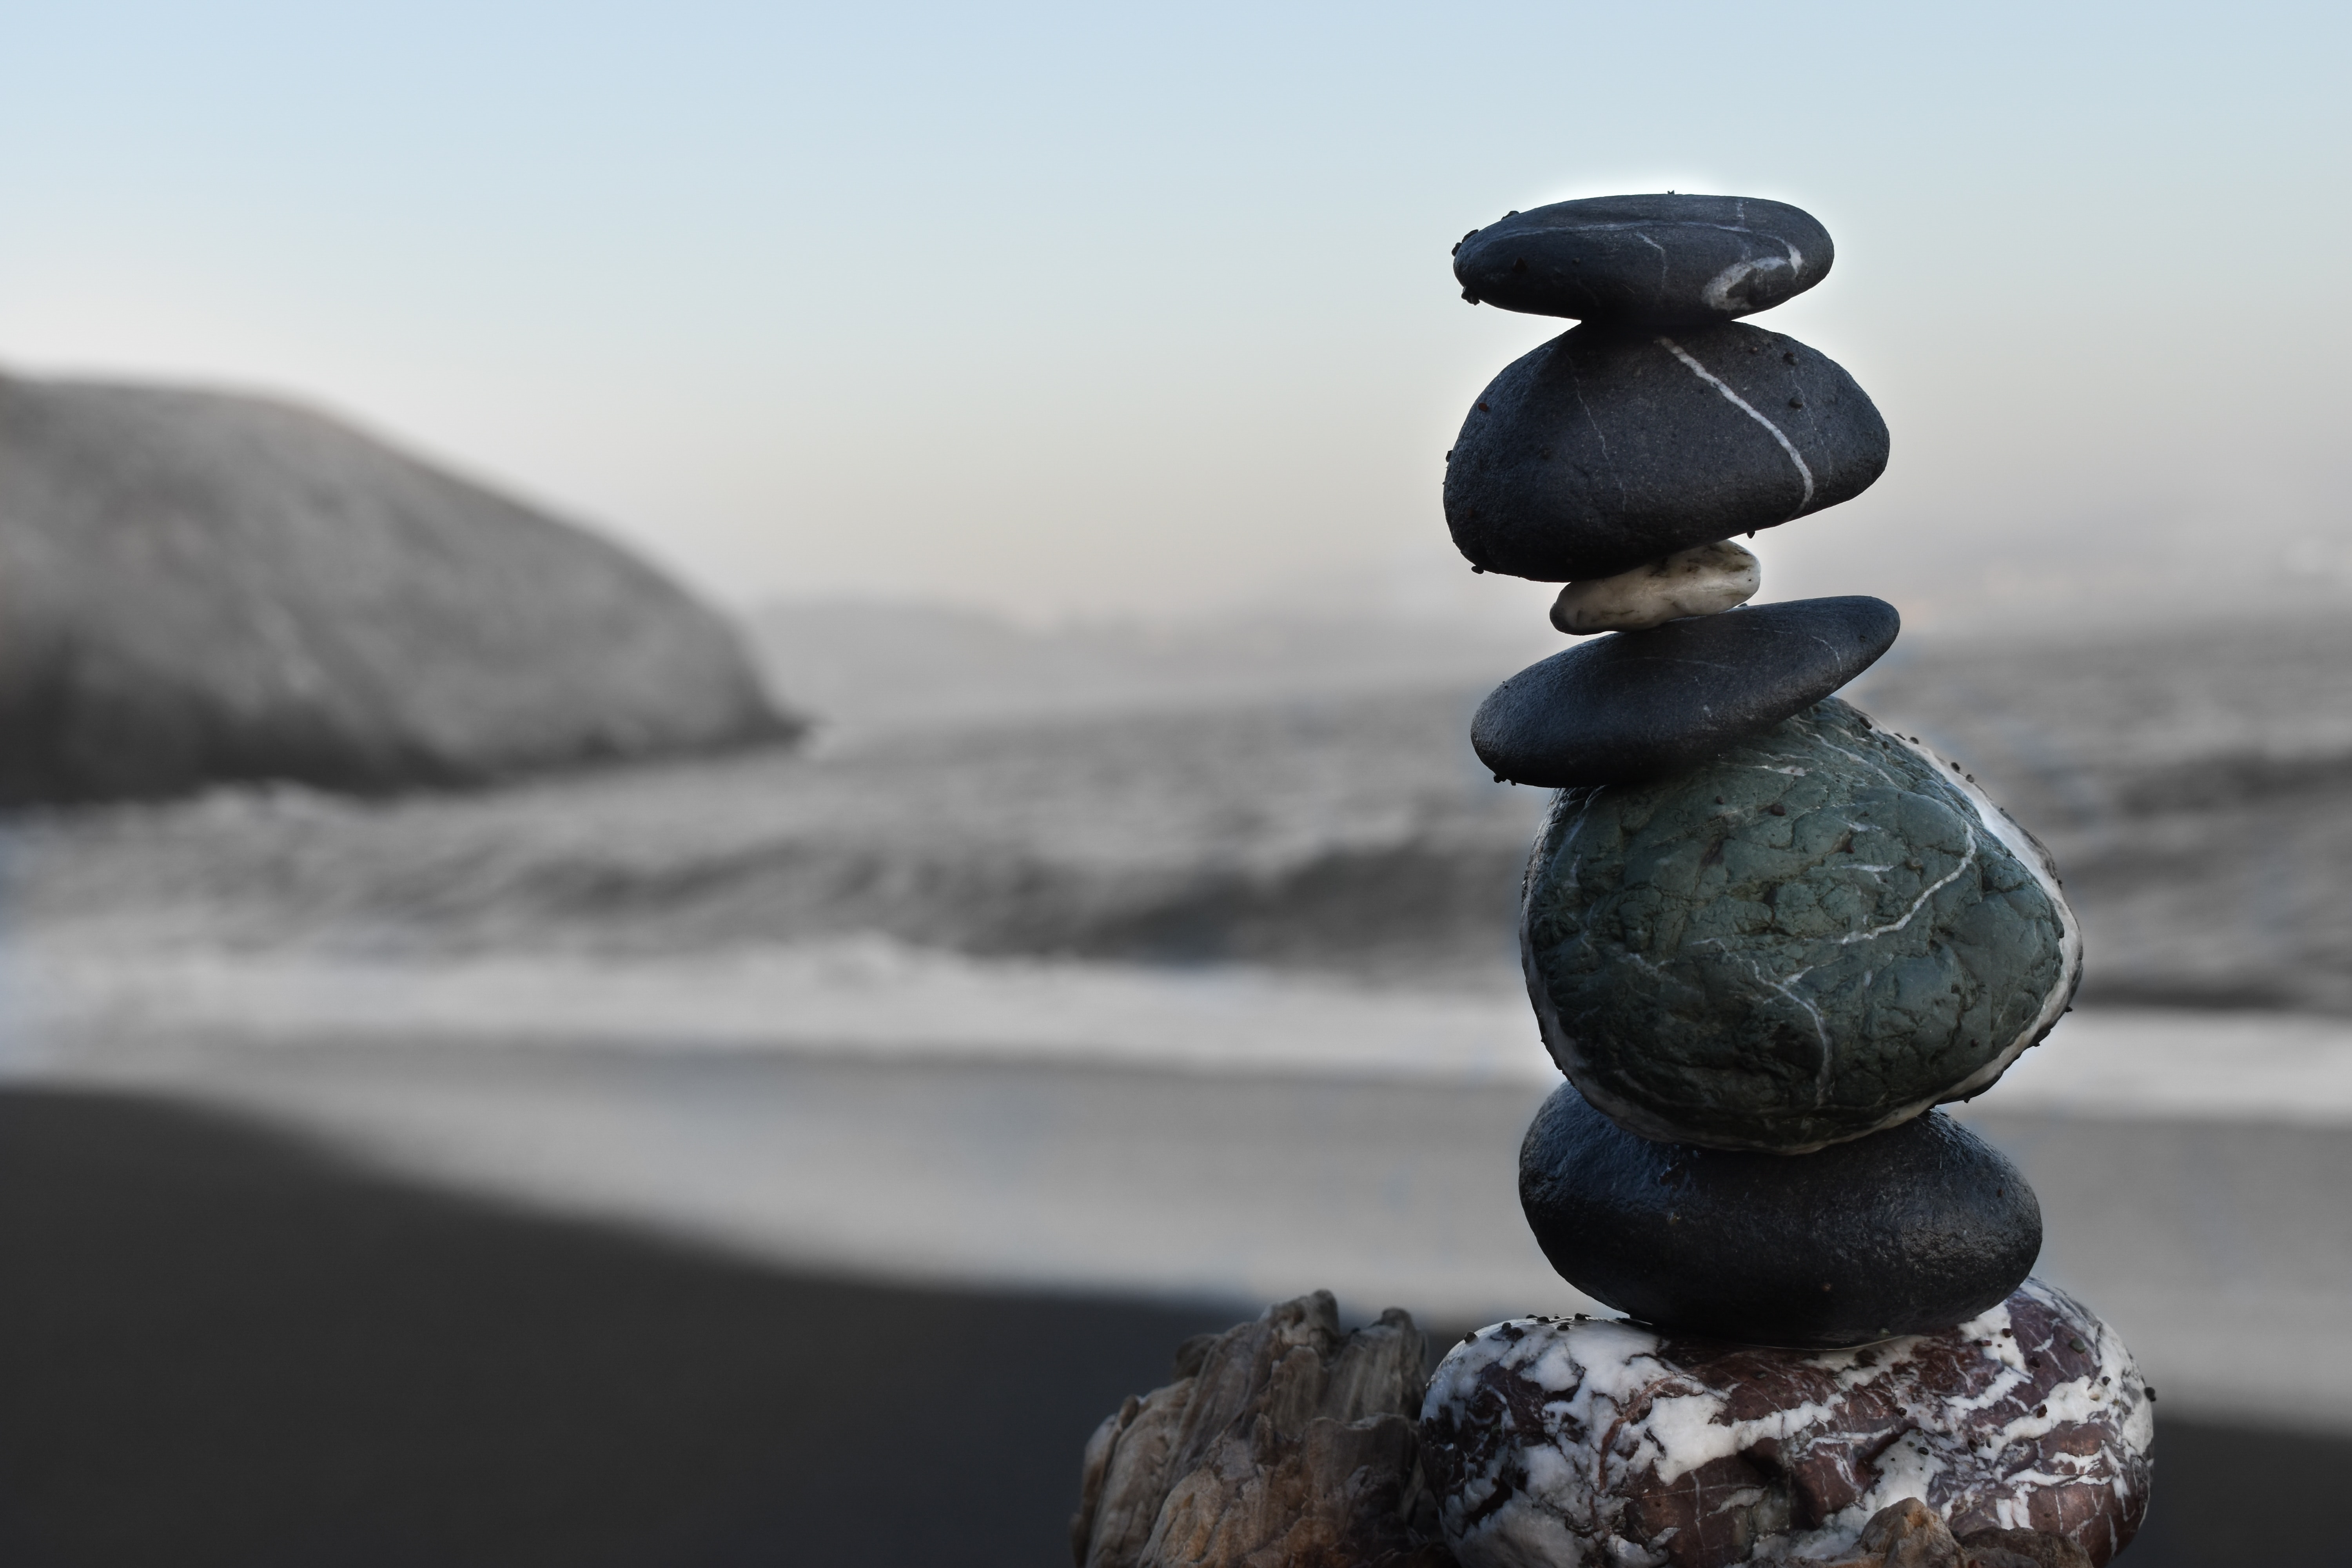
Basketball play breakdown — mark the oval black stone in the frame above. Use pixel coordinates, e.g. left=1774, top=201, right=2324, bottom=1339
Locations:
left=1455, top=194, right=1833, bottom=325
left=1470, top=597, right=1899, bottom=788
left=1444, top=322, right=1890, bottom=582
left=1520, top=1083, right=2042, bottom=1347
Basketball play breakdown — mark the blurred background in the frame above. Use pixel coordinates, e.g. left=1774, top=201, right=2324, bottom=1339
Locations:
left=1, top=2, right=2347, bottom=1564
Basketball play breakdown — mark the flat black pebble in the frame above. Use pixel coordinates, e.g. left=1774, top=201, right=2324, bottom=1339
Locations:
left=1454, top=194, right=1833, bottom=325
left=1445, top=321, right=1889, bottom=582
left=1520, top=1084, right=2042, bottom=1347
left=1470, top=597, right=1898, bottom=788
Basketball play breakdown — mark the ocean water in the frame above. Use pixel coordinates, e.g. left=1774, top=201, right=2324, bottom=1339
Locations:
left=4, top=607, right=2347, bottom=1011
left=0, top=681, right=1540, bottom=978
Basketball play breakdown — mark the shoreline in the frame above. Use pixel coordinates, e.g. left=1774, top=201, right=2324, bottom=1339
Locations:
left=17, top=1013, right=2352, bottom=1436
left=0, top=1082, right=2337, bottom=1567
left=12, top=939, right=2352, bottom=1120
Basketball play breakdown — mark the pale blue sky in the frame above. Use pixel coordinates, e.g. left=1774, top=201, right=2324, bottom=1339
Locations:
left=3, top=0, right=2345, bottom=623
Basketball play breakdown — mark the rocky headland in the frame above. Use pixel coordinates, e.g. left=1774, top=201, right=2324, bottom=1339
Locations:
left=0, top=370, right=793, bottom=804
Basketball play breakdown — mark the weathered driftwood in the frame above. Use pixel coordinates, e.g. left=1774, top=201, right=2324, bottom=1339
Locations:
left=1070, top=1292, right=1451, bottom=1568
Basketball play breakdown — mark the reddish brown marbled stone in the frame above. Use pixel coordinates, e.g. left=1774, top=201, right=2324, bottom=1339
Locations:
left=1420, top=1280, right=2149, bottom=1568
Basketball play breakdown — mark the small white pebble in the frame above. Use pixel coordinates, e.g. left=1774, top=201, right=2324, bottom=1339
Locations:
left=1550, top=540, right=1760, bottom=635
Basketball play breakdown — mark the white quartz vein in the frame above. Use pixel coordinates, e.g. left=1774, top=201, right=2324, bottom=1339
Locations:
left=1699, top=245, right=1803, bottom=313
left=1637, top=232, right=1670, bottom=301
left=1808, top=732, right=1913, bottom=792
left=1657, top=336, right=1816, bottom=512
left=1734, top=953, right=1831, bottom=1099
left=1834, top=829, right=1977, bottom=946
left=1563, top=361, right=1630, bottom=511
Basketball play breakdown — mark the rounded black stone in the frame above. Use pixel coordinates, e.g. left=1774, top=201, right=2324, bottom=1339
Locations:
left=1454, top=194, right=1833, bottom=325
left=1470, top=597, right=1899, bottom=788
left=1520, top=1083, right=2042, bottom=1347
left=1444, top=322, right=1889, bottom=582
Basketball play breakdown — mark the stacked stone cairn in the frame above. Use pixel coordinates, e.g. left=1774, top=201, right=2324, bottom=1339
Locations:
left=1417, top=197, right=2156, bottom=1567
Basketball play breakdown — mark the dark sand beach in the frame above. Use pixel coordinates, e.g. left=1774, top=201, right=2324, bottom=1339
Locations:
left=1, top=1085, right=2340, bottom=1567
left=0, top=1088, right=1239, bottom=1568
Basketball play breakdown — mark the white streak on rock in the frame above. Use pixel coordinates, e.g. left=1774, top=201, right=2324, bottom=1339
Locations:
left=1835, top=829, right=1977, bottom=946
left=1874, top=725, right=2088, bottom=1109
left=1638, top=231, right=1670, bottom=301
left=1698, top=250, right=1796, bottom=313
left=1657, top=337, right=1816, bottom=512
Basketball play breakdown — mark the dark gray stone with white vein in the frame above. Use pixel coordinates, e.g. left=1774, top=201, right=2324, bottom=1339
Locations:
left=1470, top=596, right=1900, bottom=788
left=1454, top=194, right=1833, bottom=324
left=1444, top=321, right=1889, bottom=582
left=1521, top=698, right=2084, bottom=1152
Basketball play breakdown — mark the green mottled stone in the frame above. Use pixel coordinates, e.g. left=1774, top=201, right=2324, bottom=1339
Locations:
left=1521, top=697, right=2082, bottom=1152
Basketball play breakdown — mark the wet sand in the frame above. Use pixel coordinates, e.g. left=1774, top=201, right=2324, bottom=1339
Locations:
left=31, top=1020, right=2352, bottom=1429
left=0, top=1084, right=2339, bottom=1566
left=0, top=1087, right=1241, bottom=1567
